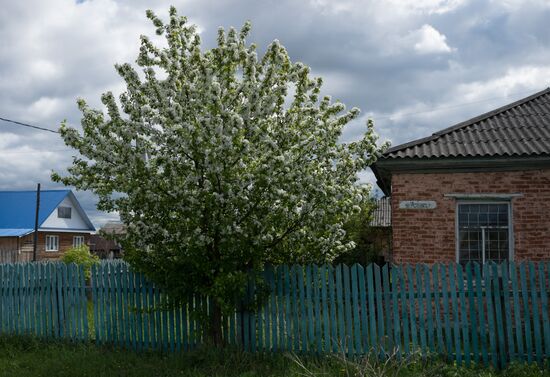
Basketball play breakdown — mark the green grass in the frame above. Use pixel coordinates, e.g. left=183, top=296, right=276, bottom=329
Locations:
left=0, top=335, right=548, bottom=377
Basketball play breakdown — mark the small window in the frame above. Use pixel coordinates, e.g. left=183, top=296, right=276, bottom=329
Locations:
left=73, top=236, right=85, bottom=248
left=457, top=202, right=512, bottom=264
left=45, top=235, right=59, bottom=252
left=58, top=206, right=72, bottom=219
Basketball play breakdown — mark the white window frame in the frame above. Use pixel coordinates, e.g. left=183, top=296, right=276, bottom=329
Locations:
left=45, top=235, right=59, bottom=252
left=73, top=236, right=85, bottom=248
left=455, top=200, right=514, bottom=264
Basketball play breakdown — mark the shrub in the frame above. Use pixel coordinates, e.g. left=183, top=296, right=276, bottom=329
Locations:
left=61, top=245, right=99, bottom=279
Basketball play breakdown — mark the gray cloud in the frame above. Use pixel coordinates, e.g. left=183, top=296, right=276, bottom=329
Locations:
left=1, top=0, right=550, bottom=225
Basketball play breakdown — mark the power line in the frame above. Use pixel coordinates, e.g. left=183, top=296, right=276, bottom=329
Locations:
left=0, top=149, right=70, bottom=155
left=0, top=117, right=60, bottom=134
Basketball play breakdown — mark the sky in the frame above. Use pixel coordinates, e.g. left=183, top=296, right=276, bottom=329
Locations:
left=1, top=0, right=550, bottom=228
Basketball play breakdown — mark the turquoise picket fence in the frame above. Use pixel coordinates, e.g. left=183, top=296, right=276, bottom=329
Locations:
left=0, top=260, right=549, bottom=368
left=0, top=262, right=88, bottom=340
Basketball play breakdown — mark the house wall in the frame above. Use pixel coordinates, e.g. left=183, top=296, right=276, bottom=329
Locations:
left=0, top=237, right=18, bottom=251
left=19, top=232, right=90, bottom=261
left=0, top=237, right=24, bottom=263
left=391, top=169, right=550, bottom=263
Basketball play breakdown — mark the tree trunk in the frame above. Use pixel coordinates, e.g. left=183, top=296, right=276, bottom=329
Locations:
left=208, top=299, right=224, bottom=347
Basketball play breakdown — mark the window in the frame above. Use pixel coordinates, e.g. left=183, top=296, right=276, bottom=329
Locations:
left=73, top=236, right=85, bottom=248
left=58, top=206, right=72, bottom=219
left=457, top=202, right=512, bottom=264
left=45, top=235, right=59, bottom=252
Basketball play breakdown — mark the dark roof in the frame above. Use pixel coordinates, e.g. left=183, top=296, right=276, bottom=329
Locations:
left=369, top=197, right=391, bottom=227
left=382, top=87, right=550, bottom=160
left=101, top=221, right=125, bottom=235
left=89, top=234, right=121, bottom=252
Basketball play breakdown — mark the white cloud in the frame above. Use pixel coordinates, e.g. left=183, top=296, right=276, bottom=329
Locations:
left=311, top=0, right=466, bottom=16
left=455, top=66, right=550, bottom=101
left=494, top=0, right=550, bottom=11
left=29, top=59, right=61, bottom=80
left=28, top=97, right=63, bottom=119
left=413, top=24, right=453, bottom=54
left=389, top=0, right=467, bottom=15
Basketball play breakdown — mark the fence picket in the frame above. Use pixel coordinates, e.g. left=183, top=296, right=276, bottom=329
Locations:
left=491, top=263, right=506, bottom=369
left=433, top=264, right=444, bottom=356
left=424, top=264, right=435, bottom=354
left=305, top=265, right=315, bottom=353
left=484, top=263, right=498, bottom=367
left=335, top=264, right=346, bottom=354
left=283, top=265, right=292, bottom=351
left=448, top=264, right=460, bottom=364
left=0, top=265, right=5, bottom=333
left=290, top=265, right=299, bottom=352
left=313, top=265, right=322, bottom=354
left=321, top=265, right=330, bottom=353
left=457, top=264, right=470, bottom=366
left=415, top=264, right=428, bottom=356
left=28, top=264, right=35, bottom=335
left=397, top=265, right=410, bottom=356
left=541, top=263, right=550, bottom=357
left=268, top=266, right=277, bottom=352
left=510, top=262, right=524, bottom=362
left=466, top=263, right=478, bottom=363
left=520, top=262, right=533, bottom=362
left=296, top=265, right=307, bottom=353
left=374, top=264, right=384, bottom=352
left=474, top=263, right=488, bottom=365
left=391, top=265, right=401, bottom=355
left=67, top=264, right=75, bottom=340
left=406, top=265, right=418, bottom=353
left=343, top=264, right=354, bottom=356
left=367, top=264, right=377, bottom=351
left=382, top=264, right=392, bottom=352
left=276, top=266, right=285, bottom=351
left=328, top=265, right=338, bottom=353
left=529, top=262, right=543, bottom=365
left=358, top=264, right=369, bottom=353
left=501, top=262, right=515, bottom=362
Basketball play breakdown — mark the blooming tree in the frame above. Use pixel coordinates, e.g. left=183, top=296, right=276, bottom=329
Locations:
left=53, top=7, right=385, bottom=344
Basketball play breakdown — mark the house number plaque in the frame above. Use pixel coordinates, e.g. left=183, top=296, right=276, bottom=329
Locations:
left=399, top=200, right=437, bottom=210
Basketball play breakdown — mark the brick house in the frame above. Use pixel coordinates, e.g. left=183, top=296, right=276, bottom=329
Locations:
left=372, top=88, right=550, bottom=264
left=0, top=190, right=95, bottom=262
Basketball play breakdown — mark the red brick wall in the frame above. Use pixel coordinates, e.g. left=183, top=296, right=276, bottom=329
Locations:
left=391, top=169, right=550, bottom=263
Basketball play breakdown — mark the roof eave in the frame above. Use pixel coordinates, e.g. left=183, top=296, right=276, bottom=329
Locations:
left=372, top=155, right=550, bottom=195
left=370, top=163, right=392, bottom=196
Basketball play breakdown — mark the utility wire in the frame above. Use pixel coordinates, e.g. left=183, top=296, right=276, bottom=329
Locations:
left=0, top=117, right=60, bottom=134
left=0, top=149, right=70, bottom=155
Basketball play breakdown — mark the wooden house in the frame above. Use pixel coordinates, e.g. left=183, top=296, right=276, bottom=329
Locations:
left=0, top=190, right=95, bottom=262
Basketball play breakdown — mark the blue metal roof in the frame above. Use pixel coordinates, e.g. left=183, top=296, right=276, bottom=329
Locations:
left=0, top=190, right=94, bottom=236
left=0, top=228, right=33, bottom=237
